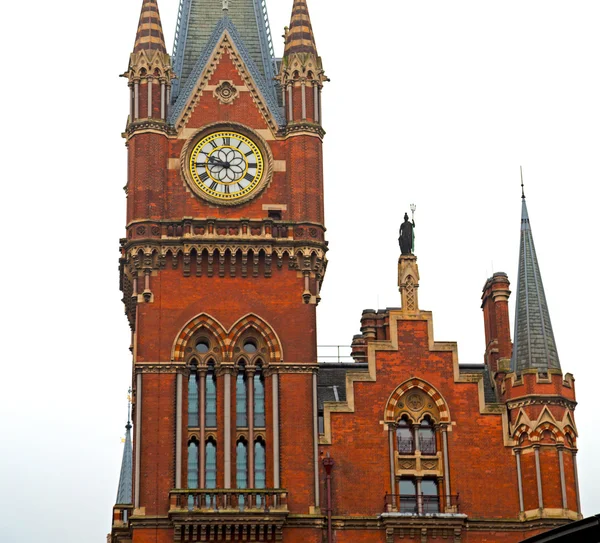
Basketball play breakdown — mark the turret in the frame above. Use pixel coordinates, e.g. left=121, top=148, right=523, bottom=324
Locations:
left=124, top=0, right=172, bottom=132
left=500, top=182, right=580, bottom=521
left=110, top=393, right=134, bottom=542
left=277, top=0, right=328, bottom=131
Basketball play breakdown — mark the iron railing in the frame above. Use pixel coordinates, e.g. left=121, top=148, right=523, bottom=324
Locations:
left=318, top=345, right=367, bottom=364
left=384, top=494, right=460, bottom=515
left=397, top=438, right=415, bottom=455
left=419, top=437, right=437, bottom=455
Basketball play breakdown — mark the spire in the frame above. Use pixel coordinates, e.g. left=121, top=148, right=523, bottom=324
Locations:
left=171, top=0, right=277, bottom=102
left=284, top=0, right=318, bottom=57
left=133, top=0, right=167, bottom=54
left=116, top=391, right=133, bottom=505
left=511, top=184, right=561, bottom=374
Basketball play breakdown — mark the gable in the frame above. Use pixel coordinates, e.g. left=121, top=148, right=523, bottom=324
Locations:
left=169, top=21, right=284, bottom=132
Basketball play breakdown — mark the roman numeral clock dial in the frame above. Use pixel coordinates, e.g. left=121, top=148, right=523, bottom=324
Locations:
left=186, top=130, right=269, bottom=205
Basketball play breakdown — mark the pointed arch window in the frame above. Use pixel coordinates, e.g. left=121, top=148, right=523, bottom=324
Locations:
left=188, top=362, right=199, bottom=428
left=396, top=417, right=415, bottom=454
left=236, top=439, right=248, bottom=489
left=254, top=364, right=265, bottom=428
left=205, top=439, right=217, bottom=490
left=236, top=362, right=248, bottom=428
left=206, top=362, right=217, bottom=428
left=255, top=438, right=266, bottom=505
left=418, top=417, right=436, bottom=455
left=187, top=439, right=199, bottom=489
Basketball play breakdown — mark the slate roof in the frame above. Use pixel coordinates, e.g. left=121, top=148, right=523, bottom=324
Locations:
left=459, top=364, right=497, bottom=404
left=511, top=197, right=561, bottom=373
left=317, top=364, right=367, bottom=410
left=171, top=0, right=277, bottom=103
left=116, top=420, right=133, bottom=505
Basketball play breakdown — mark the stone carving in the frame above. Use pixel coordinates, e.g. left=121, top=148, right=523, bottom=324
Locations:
left=406, top=392, right=425, bottom=412
left=399, top=213, right=415, bottom=255
left=214, top=80, right=239, bottom=104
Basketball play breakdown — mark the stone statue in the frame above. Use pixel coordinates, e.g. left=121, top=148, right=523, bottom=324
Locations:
left=399, top=213, right=415, bottom=255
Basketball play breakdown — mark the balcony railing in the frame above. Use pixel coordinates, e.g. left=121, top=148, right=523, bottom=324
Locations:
left=169, top=489, right=288, bottom=514
left=419, top=437, right=436, bottom=455
left=397, top=438, right=415, bottom=454
left=384, top=494, right=460, bottom=515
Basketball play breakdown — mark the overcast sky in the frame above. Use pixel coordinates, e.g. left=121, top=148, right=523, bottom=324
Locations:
left=1, top=0, right=599, bottom=541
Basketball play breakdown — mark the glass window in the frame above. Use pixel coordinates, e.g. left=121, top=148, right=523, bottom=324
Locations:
left=421, top=479, right=439, bottom=513
left=187, top=441, right=198, bottom=489
left=255, top=440, right=266, bottom=506
left=254, top=368, right=265, bottom=428
left=396, top=419, right=414, bottom=454
left=399, top=479, right=417, bottom=513
left=244, top=340, right=258, bottom=354
left=236, top=441, right=248, bottom=489
left=205, top=440, right=217, bottom=489
left=236, top=368, right=247, bottom=428
left=418, top=418, right=436, bottom=455
left=196, top=340, right=210, bottom=353
left=206, top=365, right=217, bottom=428
left=188, top=372, right=199, bottom=427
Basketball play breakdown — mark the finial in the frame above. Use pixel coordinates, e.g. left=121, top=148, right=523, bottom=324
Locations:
left=520, top=166, right=525, bottom=199
left=126, top=387, right=132, bottom=429
left=222, top=0, right=229, bottom=14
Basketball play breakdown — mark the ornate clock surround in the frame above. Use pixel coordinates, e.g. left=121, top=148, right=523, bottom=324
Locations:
left=180, top=122, right=274, bottom=206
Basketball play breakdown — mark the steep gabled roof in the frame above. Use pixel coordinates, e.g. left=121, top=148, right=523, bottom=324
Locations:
left=168, top=18, right=285, bottom=128
left=511, top=195, right=561, bottom=373
left=171, top=0, right=277, bottom=104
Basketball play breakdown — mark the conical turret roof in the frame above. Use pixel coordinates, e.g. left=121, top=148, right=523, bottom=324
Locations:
left=511, top=194, right=561, bottom=373
left=133, top=0, right=167, bottom=54
left=284, top=0, right=318, bottom=57
left=115, top=415, right=133, bottom=504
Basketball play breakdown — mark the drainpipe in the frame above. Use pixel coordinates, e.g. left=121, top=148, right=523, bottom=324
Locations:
left=323, top=455, right=334, bottom=543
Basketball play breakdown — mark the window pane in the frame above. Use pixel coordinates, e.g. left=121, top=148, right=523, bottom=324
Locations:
left=399, top=479, right=417, bottom=513
left=187, top=442, right=198, bottom=489
left=206, top=441, right=217, bottom=489
left=396, top=422, right=414, bottom=454
left=236, top=371, right=247, bottom=428
left=206, top=369, right=217, bottom=428
left=419, top=425, right=436, bottom=455
left=188, top=374, right=199, bottom=427
left=421, top=479, right=439, bottom=513
left=254, top=371, right=265, bottom=427
left=236, top=441, right=248, bottom=489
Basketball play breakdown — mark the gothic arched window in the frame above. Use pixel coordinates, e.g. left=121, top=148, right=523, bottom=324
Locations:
left=236, top=361, right=248, bottom=428
left=396, top=417, right=415, bottom=454
left=254, top=364, right=266, bottom=428
left=418, top=416, right=436, bottom=455
left=206, top=362, right=217, bottom=428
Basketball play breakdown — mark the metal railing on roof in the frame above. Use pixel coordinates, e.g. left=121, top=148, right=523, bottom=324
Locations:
left=318, top=345, right=366, bottom=364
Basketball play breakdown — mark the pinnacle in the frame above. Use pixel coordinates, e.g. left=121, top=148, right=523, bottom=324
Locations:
left=133, top=0, right=167, bottom=54
left=284, top=0, right=318, bottom=57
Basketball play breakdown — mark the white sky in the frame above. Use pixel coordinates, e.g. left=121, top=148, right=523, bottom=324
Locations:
left=1, top=1, right=599, bottom=541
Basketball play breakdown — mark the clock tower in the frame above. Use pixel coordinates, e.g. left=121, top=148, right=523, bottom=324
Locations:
left=112, top=0, right=328, bottom=541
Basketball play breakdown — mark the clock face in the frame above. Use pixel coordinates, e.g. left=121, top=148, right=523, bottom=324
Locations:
left=189, top=131, right=265, bottom=202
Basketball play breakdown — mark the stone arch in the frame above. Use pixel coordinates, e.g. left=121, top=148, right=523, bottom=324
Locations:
left=228, top=314, right=283, bottom=364
left=384, top=378, right=451, bottom=424
left=172, top=313, right=228, bottom=362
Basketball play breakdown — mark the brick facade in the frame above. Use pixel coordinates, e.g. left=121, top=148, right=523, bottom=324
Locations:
left=109, top=2, right=581, bottom=542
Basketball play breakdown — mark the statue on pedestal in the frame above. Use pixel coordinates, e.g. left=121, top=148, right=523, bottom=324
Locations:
left=399, top=212, right=415, bottom=255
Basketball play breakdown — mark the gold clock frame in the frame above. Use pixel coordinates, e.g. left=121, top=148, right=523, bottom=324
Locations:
left=181, top=123, right=274, bottom=206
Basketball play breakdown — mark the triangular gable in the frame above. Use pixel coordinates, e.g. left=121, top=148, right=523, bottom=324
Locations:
left=169, top=17, right=284, bottom=130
